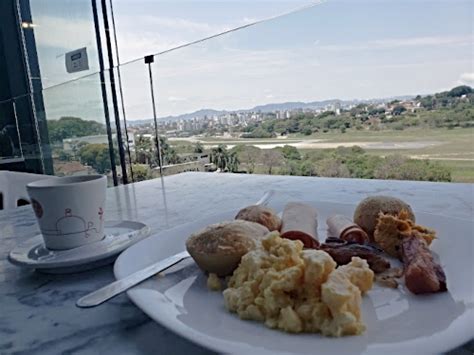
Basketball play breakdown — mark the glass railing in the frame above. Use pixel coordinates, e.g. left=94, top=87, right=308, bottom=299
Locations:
left=1, top=0, right=472, bottom=184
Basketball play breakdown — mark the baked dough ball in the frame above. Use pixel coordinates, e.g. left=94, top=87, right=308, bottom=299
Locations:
left=235, top=205, right=282, bottom=231
left=186, top=220, right=269, bottom=276
left=353, top=196, right=415, bottom=240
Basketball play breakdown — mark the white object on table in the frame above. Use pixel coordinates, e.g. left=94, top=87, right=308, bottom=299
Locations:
left=8, top=220, right=150, bottom=273
left=0, top=171, right=50, bottom=210
left=1, top=172, right=473, bottom=354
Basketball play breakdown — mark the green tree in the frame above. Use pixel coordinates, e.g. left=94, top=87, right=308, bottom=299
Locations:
left=232, top=145, right=261, bottom=174
left=193, top=142, right=204, bottom=153
left=261, top=149, right=283, bottom=175
left=47, top=117, right=106, bottom=143
left=159, top=136, right=181, bottom=165
left=448, top=85, right=472, bottom=97
left=210, top=144, right=239, bottom=172
left=392, top=105, right=407, bottom=116
left=280, top=145, right=301, bottom=160
left=131, top=164, right=151, bottom=182
left=315, top=158, right=351, bottom=178
left=58, top=150, right=72, bottom=161
left=374, top=155, right=451, bottom=182
left=299, top=160, right=317, bottom=176
left=227, top=151, right=240, bottom=172
left=78, top=143, right=116, bottom=174
left=134, top=135, right=153, bottom=166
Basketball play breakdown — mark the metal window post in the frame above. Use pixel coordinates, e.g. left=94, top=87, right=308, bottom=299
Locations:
left=91, top=0, right=118, bottom=185
left=100, top=0, right=128, bottom=184
left=108, top=0, right=134, bottom=183
left=145, top=55, right=163, bottom=175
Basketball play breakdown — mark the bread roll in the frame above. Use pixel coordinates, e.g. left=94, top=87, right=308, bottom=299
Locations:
left=235, top=205, right=281, bottom=231
left=186, top=220, right=269, bottom=276
left=353, top=196, right=415, bottom=240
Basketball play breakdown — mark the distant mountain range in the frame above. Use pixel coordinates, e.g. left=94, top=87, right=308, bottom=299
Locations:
left=128, top=96, right=413, bottom=126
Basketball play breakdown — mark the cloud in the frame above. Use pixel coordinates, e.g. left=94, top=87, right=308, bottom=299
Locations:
left=458, top=72, right=474, bottom=85
left=371, top=35, right=473, bottom=48
left=167, top=96, right=186, bottom=102
left=317, top=34, right=473, bottom=52
left=137, top=16, right=220, bottom=33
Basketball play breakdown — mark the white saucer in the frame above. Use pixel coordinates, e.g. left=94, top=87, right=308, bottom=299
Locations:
left=9, top=220, right=150, bottom=274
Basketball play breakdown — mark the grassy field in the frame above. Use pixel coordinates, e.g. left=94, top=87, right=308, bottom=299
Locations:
left=169, top=127, right=474, bottom=182
left=434, top=160, right=474, bottom=183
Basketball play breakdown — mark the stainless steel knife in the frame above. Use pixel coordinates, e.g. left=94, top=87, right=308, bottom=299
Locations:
left=76, top=190, right=275, bottom=308
left=76, top=250, right=190, bottom=308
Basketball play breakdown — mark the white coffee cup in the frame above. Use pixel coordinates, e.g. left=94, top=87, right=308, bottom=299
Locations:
left=26, top=175, right=107, bottom=250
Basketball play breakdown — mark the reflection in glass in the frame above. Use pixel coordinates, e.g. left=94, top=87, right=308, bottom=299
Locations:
left=37, top=74, right=121, bottom=186
left=28, top=0, right=102, bottom=88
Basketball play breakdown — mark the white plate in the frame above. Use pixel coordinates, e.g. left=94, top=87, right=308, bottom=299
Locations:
left=9, top=220, right=150, bottom=273
left=114, top=202, right=474, bottom=355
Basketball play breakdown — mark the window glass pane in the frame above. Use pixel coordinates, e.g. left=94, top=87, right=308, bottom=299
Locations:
left=38, top=74, right=121, bottom=185
left=29, top=0, right=102, bottom=88
left=112, top=0, right=318, bottom=62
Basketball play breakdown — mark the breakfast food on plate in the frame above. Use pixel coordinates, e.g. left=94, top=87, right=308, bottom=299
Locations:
left=321, top=238, right=390, bottom=274
left=375, top=267, right=403, bottom=289
left=374, top=210, right=436, bottom=258
left=353, top=196, right=415, bottom=240
left=326, top=215, right=369, bottom=244
left=186, top=220, right=269, bottom=276
left=373, top=210, right=445, bottom=294
left=402, top=234, right=447, bottom=294
left=223, top=232, right=374, bottom=336
left=207, top=273, right=222, bottom=291
left=280, top=202, right=319, bottom=248
left=186, top=195, right=446, bottom=338
left=235, top=205, right=282, bottom=231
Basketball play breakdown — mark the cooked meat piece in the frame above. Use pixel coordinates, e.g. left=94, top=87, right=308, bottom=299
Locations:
left=321, top=238, right=390, bottom=274
left=401, top=234, right=447, bottom=294
left=280, top=202, right=319, bottom=248
left=327, top=215, right=369, bottom=244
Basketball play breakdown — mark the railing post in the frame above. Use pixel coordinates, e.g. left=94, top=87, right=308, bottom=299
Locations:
left=145, top=55, right=163, bottom=176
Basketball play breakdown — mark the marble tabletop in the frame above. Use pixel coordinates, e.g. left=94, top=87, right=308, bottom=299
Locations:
left=1, top=172, right=473, bottom=355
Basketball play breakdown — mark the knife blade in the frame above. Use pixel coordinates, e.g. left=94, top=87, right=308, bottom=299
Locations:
left=76, top=189, right=276, bottom=308
left=76, top=251, right=190, bottom=308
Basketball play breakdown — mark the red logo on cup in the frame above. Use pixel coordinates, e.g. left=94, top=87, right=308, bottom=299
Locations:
left=31, top=199, right=43, bottom=218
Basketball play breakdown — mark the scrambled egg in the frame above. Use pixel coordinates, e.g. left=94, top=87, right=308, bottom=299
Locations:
left=207, top=273, right=222, bottom=291
left=223, top=232, right=374, bottom=336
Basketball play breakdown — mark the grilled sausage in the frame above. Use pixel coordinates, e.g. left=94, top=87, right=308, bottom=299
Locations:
left=401, top=234, right=447, bottom=294
left=322, top=238, right=390, bottom=274
left=327, top=215, right=369, bottom=244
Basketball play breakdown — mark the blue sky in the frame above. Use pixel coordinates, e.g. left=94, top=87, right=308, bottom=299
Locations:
left=30, top=0, right=473, bottom=121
